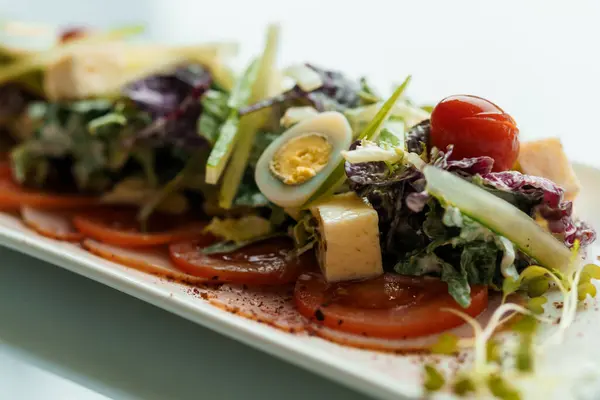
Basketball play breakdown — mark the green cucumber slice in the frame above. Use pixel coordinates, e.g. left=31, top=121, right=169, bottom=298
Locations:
left=424, top=165, right=572, bottom=272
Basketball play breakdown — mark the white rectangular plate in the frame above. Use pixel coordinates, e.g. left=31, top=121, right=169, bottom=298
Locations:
left=1, top=163, right=600, bottom=400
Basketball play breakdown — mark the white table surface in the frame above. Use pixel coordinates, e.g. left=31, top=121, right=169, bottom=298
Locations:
left=0, top=0, right=599, bottom=399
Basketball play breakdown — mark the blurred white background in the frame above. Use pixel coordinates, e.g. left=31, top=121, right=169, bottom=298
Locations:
left=0, top=1, right=598, bottom=399
left=1, top=0, right=599, bottom=163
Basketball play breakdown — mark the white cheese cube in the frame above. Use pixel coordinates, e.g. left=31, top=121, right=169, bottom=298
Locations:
left=309, top=192, right=383, bottom=282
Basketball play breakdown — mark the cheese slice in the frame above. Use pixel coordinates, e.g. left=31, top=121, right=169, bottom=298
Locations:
left=518, top=138, right=581, bottom=201
left=309, top=192, right=383, bottom=282
left=44, top=44, right=128, bottom=100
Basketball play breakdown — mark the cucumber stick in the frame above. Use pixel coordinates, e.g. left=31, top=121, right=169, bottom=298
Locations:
left=218, top=24, right=281, bottom=208
left=205, top=58, right=260, bottom=184
left=423, top=165, right=572, bottom=272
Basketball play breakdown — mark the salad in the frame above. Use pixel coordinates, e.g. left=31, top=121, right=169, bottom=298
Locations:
left=0, top=22, right=598, bottom=398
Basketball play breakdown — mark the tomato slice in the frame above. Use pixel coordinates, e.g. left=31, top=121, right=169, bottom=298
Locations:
left=0, top=174, right=98, bottom=210
left=169, top=237, right=316, bottom=285
left=294, top=273, right=488, bottom=339
left=21, top=206, right=83, bottom=242
left=82, top=239, right=207, bottom=285
left=73, top=208, right=212, bottom=248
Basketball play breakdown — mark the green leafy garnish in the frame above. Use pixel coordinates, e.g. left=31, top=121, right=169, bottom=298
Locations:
left=527, top=296, right=547, bottom=314
left=201, top=233, right=287, bottom=255
left=487, top=375, right=521, bottom=400
left=431, top=332, right=459, bottom=354
left=197, top=89, right=230, bottom=145
left=423, top=364, right=445, bottom=392
left=452, top=375, right=476, bottom=396
left=204, top=215, right=273, bottom=244
left=302, top=75, right=411, bottom=208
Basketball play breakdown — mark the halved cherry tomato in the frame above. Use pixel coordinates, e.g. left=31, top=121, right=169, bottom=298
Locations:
left=72, top=207, right=212, bottom=248
left=294, top=273, right=488, bottom=339
left=169, top=237, right=315, bottom=285
left=430, top=95, right=519, bottom=172
left=0, top=174, right=98, bottom=210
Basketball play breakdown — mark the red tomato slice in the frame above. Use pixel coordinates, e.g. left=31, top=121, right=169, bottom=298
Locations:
left=21, top=206, right=83, bottom=242
left=0, top=174, right=98, bottom=210
left=169, top=237, right=316, bottom=285
left=82, top=239, right=207, bottom=285
left=73, top=208, right=212, bottom=248
left=294, top=273, right=488, bottom=339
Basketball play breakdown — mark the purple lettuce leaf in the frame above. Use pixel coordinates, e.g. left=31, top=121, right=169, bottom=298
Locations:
left=479, top=171, right=596, bottom=247
left=123, top=64, right=212, bottom=148
left=0, top=83, right=38, bottom=121
left=239, top=64, right=361, bottom=124
left=405, top=119, right=430, bottom=155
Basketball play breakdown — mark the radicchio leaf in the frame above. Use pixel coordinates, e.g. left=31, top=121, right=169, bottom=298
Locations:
left=0, top=83, right=38, bottom=121
left=405, top=119, right=430, bottom=154
left=431, top=145, right=495, bottom=176
left=239, top=63, right=361, bottom=121
left=123, top=64, right=212, bottom=148
left=480, top=171, right=596, bottom=247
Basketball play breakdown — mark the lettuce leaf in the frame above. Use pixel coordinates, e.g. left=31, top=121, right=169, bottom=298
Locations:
left=476, top=171, right=596, bottom=248
left=124, top=64, right=213, bottom=149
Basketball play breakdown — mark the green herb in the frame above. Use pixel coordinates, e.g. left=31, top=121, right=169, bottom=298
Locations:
left=527, top=296, right=547, bottom=314
left=291, top=212, right=318, bottom=255
left=137, top=153, right=205, bottom=223
left=527, top=277, right=549, bottom=298
left=487, top=375, right=521, bottom=400
left=396, top=208, right=504, bottom=308
left=377, top=127, right=402, bottom=149
left=423, top=364, right=445, bottom=392
left=204, top=215, right=273, bottom=244
left=452, top=376, right=476, bottom=397
left=431, top=333, right=459, bottom=354
left=11, top=99, right=141, bottom=191
left=302, top=76, right=411, bottom=208
left=486, top=339, right=500, bottom=364
left=421, top=104, right=434, bottom=113
left=197, top=89, right=229, bottom=145
left=88, top=113, right=127, bottom=134
left=201, top=233, right=287, bottom=255
left=358, top=76, right=380, bottom=104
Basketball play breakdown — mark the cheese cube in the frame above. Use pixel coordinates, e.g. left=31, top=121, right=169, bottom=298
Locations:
left=309, top=192, right=383, bottom=282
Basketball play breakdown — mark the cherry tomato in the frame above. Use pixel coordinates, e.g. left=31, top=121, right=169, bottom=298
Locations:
left=169, top=237, right=316, bottom=285
left=73, top=207, right=211, bottom=248
left=294, top=273, right=488, bottom=339
left=430, top=95, right=519, bottom=172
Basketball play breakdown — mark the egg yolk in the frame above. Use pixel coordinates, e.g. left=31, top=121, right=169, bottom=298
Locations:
left=269, top=133, right=332, bottom=185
